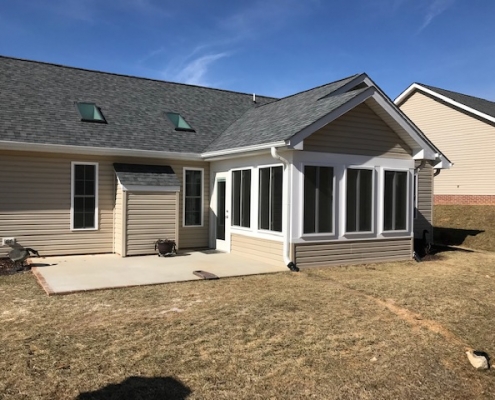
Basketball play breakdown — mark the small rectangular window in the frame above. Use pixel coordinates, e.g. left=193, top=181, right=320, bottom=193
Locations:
left=232, top=169, right=251, bottom=228
left=77, top=103, right=106, bottom=123
left=384, top=171, right=408, bottom=231
left=72, top=163, right=98, bottom=230
left=346, top=169, right=373, bottom=232
left=304, top=166, right=333, bottom=234
left=184, top=169, right=203, bottom=226
left=166, top=112, right=195, bottom=132
left=259, top=166, right=283, bottom=232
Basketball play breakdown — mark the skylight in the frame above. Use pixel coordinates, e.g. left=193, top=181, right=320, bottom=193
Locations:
left=77, top=103, right=106, bottom=123
left=166, top=112, right=195, bottom=132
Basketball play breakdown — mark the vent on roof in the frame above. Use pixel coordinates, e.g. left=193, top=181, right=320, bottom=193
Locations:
left=166, top=112, right=195, bottom=132
left=76, top=103, right=107, bottom=123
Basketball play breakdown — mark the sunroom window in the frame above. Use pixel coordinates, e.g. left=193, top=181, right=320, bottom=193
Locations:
left=259, top=166, right=283, bottom=232
left=166, top=112, right=195, bottom=132
left=384, top=171, right=408, bottom=231
left=346, top=168, right=373, bottom=232
left=76, top=103, right=106, bottom=123
left=304, top=166, right=333, bottom=234
left=232, top=169, right=251, bottom=228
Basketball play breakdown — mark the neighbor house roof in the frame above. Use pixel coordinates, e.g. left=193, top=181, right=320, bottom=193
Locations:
left=113, top=163, right=180, bottom=190
left=395, top=83, right=495, bottom=125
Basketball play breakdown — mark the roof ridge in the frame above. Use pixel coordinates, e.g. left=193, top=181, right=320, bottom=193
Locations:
left=0, top=54, right=277, bottom=100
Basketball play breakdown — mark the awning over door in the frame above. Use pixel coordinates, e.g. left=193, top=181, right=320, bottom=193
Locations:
left=113, top=163, right=180, bottom=191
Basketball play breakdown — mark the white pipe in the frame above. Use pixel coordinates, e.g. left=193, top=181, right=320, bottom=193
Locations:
left=271, top=147, right=297, bottom=270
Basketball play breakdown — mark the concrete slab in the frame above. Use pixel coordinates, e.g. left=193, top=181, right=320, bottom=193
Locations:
left=31, top=250, right=288, bottom=295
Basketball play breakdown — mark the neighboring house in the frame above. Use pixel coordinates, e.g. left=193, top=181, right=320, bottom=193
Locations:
left=0, top=56, right=449, bottom=268
left=395, top=83, right=495, bottom=205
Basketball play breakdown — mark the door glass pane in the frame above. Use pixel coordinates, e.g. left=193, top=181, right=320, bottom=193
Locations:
left=217, top=181, right=226, bottom=240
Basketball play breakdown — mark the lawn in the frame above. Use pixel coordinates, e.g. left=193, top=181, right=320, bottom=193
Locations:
left=1, top=250, right=495, bottom=399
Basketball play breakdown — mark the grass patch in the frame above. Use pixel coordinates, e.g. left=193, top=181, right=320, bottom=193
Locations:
left=2, top=250, right=495, bottom=399
left=434, top=205, right=495, bottom=251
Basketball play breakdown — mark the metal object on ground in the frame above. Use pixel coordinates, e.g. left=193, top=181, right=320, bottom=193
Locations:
left=193, top=270, right=219, bottom=280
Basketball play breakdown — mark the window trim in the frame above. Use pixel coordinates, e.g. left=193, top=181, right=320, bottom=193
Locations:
left=344, top=166, right=375, bottom=236
left=70, top=162, right=99, bottom=231
left=231, top=167, right=253, bottom=230
left=183, top=167, right=204, bottom=228
left=258, top=165, right=284, bottom=233
left=76, top=102, right=107, bottom=123
left=413, top=173, right=419, bottom=220
left=301, top=164, right=336, bottom=237
left=383, top=168, right=410, bottom=233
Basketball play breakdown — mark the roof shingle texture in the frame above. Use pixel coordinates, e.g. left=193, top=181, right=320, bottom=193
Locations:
left=113, top=163, right=180, bottom=187
left=0, top=56, right=275, bottom=153
left=420, top=84, right=495, bottom=119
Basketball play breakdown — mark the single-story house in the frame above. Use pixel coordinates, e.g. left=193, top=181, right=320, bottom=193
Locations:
left=395, top=83, right=495, bottom=205
left=0, top=56, right=450, bottom=268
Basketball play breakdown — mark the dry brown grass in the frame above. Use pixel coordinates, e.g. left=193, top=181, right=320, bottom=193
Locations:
left=2, top=250, right=495, bottom=399
left=434, top=205, right=495, bottom=251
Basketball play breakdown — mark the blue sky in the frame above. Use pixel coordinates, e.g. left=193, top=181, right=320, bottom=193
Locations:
left=1, top=0, right=494, bottom=100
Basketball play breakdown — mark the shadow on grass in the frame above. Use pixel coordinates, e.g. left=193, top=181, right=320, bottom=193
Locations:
left=76, top=376, right=191, bottom=400
left=434, top=227, right=484, bottom=247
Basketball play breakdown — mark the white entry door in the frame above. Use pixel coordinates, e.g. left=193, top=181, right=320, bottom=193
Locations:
left=214, top=172, right=230, bottom=252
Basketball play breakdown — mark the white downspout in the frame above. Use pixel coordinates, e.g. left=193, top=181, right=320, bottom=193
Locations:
left=271, top=147, right=298, bottom=271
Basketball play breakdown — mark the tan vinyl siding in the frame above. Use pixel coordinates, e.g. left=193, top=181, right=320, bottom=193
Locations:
left=415, top=162, right=433, bottom=238
left=304, top=103, right=411, bottom=159
left=295, top=238, right=412, bottom=268
left=231, top=234, right=284, bottom=267
left=125, top=192, right=176, bottom=256
left=113, top=184, right=123, bottom=255
left=400, top=91, right=495, bottom=195
left=0, top=150, right=210, bottom=257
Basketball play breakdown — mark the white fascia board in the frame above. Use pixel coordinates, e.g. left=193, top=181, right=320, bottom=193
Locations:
left=287, top=86, right=376, bottom=147
left=121, top=185, right=180, bottom=192
left=395, top=83, right=495, bottom=125
left=201, top=141, right=286, bottom=160
left=0, top=140, right=202, bottom=161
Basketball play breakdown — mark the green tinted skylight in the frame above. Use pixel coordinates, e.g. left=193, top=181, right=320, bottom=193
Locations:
left=77, top=103, right=106, bottom=123
left=166, top=112, right=195, bottom=132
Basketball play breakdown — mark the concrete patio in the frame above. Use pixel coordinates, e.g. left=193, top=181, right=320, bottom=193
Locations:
left=31, top=250, right=288, bottom=295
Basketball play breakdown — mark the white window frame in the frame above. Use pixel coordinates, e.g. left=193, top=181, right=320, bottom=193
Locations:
left=183, top=167, right=204, bottom=228
left=258, top=164, right=284, bottom=234
left=414, top=173, right=419, bottom=219
left=70, top=162, right=99, bottom=231
left=301, top=163, right=336, bottom=238
left=382, top=168, right=410, bottom=233
left=231, top=167, right=253, bottom=230
left=344, top=166, right=375, bottom=236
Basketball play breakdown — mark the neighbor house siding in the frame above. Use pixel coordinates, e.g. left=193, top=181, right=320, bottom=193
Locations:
left=125, top=192, right=177, bottom=256
left=230, top=234, right=283, bottom=267
left=304, top=103, right=411, bottom=159
left=0, top=151, right=115, bottom=257
left=114, top=183, right=124, bottom=255
left=415, top=162, right=433, bottom=238
left=400, top=91, right=495, bottom=196
left=295, top=238, right=412, bottom=268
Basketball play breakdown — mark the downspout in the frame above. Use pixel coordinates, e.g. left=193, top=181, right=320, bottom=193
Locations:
left=434, top=169, right=441, bottom=177
left=271, top=147, right=299, bottom=272
left=414, top=159, right=426, bottom=173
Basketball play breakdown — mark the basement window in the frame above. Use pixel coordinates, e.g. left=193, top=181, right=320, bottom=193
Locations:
left=166, top=112, right=195, bottom=132
left=76, top=103, right=106, bottom=123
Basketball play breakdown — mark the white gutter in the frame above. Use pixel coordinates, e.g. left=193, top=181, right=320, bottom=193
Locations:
left=202, top=141, right=286, bottom=159
left=270, top=147, right=298, bottom=271
left=0, top=140, right=202, bottom=161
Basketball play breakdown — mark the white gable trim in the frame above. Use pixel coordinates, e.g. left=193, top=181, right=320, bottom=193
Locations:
left=395, top=83, right=495, bottom=126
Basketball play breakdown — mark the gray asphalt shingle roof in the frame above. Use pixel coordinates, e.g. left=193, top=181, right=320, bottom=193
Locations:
left=114, top=163, right=180, bottom=187
left=420, top=84, right=495, bottom=119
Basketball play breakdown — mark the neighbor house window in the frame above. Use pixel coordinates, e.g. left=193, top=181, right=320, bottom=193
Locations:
left=76, top=103, right=106, bottom=123
left=166, top=112, right=195, bottom=132
left=259, top=166, right=283, bottom=232
left=71, top=163, right=98, bottom=230
left=346, top=168, right=373, bottom=232
left=384, top=170, right=408, bottom=231
left=184, top=168, right=203, bottom=226
left=304, top=166, right=334, bottom=234
left=232, top=169, right=251, bottom=228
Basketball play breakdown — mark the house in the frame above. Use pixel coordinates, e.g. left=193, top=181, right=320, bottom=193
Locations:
left=0, top=56, right=449, bottom=268
left=395, top=83, right=495, bottom=206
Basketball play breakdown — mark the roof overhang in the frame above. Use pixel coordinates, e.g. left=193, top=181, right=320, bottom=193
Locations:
left=0, top=140, right=202, bottom=161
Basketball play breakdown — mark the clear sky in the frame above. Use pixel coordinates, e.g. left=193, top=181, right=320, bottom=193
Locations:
left=1, top=0, right=494, bottom=100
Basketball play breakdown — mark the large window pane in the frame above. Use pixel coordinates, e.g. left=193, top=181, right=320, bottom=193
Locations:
left=232, top=170, right=241, bottom=226
left=346, top=169, right=372, bottom=232
left=271, top=166, right=283, bottom=232
left=184, top=169, right=203, bottom=226
left=259, top=166, right=283, bottom=232
left=304, top=166, right=333, bottom=234
left=232, top=169, right=251, bottom=228
left=384, top=171, right=408, bottom=231
left=259, top=168, right=270, bottom=230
